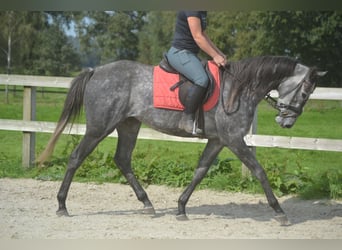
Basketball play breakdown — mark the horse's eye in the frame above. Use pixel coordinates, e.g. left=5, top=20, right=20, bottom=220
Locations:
left=302, top=93, right=307, bottom=99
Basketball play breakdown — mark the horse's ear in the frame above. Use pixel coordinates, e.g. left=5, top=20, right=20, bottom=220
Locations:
left=316, top=71, right=327, bottom=77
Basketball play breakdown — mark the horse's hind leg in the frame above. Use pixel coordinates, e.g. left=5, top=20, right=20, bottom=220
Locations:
left=56, top=131, right=108, bottom=216
left=114, top=118, right=155, bottom=214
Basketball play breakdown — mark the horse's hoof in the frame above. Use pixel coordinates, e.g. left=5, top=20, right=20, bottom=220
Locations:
left=274, top=214, right=291, bottom=226
left=176, top=214, right=189, bottom=221
left=56, top=209, right=70, bottom=217
left=142, top=206, right=156, bottom=215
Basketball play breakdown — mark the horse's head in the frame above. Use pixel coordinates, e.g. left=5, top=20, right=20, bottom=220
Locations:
left=275, top=63, right=327, bottom=128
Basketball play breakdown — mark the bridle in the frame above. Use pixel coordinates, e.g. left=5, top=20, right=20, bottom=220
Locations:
left=264, top=86, right=303, bottom=117
left=265, top=71, right=314, bottom=118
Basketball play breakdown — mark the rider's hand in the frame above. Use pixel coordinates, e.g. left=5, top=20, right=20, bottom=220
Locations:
left=213, top=54, right=227, bottom=67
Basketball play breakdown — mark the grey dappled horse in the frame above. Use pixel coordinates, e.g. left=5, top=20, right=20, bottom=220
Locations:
left=38, top=56, right=326, bottom=225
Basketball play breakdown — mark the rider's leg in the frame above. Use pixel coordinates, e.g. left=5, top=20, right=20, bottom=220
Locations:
left=167, top=47, right=208, bottom=134
left=178, top=84, right=206, bottom=134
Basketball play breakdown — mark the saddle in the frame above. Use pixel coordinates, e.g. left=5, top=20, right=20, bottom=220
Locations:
left=159, top=53, right=216, bottom=106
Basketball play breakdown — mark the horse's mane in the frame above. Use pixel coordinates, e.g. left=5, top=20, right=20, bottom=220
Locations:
left=224, top=56, right=298, bottom=113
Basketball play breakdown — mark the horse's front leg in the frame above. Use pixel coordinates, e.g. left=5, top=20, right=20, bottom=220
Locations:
left=228, top=138, right=290, bottom=226
left=177, top=139, right=223, bottom=220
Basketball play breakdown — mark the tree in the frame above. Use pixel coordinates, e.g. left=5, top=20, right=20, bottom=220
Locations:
left=206, top=11, right=342, bottom=87
left=30, top=23, right=80, bottom=76
left=0, top=11, right=44, bottom=101
left=1, top=11, right=340, bottom=86
left=255, top=11, right=342, bottom=86
left=76, top=11, right=147, bottom=65
left=0, top=11, right=37, bottom=74
left=138, top=11, right=175, bottom=65
left=0, top=11, right=15, bottom=75
left=0, top=11, right=81, bottom=76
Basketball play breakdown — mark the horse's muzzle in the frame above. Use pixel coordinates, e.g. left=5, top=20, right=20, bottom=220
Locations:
left=275, top=116, right=296, bottom=128
left=275, top=109, right=298, bottom=128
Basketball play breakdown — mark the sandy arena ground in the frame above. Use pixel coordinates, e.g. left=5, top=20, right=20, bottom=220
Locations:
left=0, top=178, right=341, bottom=239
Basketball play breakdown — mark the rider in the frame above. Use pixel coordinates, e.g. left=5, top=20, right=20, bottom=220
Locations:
left=166, top=11, right=227, bottom=134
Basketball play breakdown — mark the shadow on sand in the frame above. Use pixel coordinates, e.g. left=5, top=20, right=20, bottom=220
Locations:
left=77, top=196, right=342, bottom=225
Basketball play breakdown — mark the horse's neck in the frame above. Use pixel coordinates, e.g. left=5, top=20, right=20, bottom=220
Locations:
left=258, top=82, right=277, bottom=101
left=242, top=78, right=279, bottom=106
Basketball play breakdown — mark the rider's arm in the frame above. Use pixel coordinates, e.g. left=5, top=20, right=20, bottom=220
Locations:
left=187, top=16, right=227, bottom=67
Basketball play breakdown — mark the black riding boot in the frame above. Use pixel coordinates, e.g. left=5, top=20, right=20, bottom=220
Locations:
left=179, top=84, right=206, bottom=134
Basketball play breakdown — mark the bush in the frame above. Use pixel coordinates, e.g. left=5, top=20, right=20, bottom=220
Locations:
left=299, top=169, right=342, bottom=199
left=2, top=134, right=341, bottom=200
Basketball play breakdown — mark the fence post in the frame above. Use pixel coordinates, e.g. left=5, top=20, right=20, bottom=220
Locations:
left=22, top=86, right=36, bottom=167
left=241, top=109, right=258, bottom=178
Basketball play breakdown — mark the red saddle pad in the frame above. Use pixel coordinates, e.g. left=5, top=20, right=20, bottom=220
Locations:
left=153, top=60, right=220, bottom=112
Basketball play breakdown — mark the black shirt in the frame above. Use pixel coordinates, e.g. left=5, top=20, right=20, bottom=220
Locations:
left=171, top=11, right=207, bottom=54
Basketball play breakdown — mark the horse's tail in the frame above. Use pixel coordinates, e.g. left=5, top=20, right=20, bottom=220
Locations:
left=37, top=68, right=94, bottom=165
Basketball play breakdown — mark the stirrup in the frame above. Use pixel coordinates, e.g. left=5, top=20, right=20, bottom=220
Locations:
left=191, top=119, right=203, bottom=135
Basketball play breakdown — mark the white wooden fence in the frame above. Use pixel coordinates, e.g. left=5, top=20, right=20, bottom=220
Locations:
left=1, top=74, right=342, bottom=167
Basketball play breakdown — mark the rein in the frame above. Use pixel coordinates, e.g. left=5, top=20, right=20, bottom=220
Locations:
left=220, top=65, right=241, bottom=115
left=264, top=94, right=278, bottom=110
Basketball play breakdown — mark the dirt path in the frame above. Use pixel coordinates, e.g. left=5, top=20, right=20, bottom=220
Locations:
left=0, top=178, right=341, bottom=239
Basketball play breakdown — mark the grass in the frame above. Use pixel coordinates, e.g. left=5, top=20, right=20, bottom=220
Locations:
left=1, top=87, right=342, bottom=199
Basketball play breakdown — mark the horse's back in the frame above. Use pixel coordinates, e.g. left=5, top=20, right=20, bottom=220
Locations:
left=90, top=60, right=152, bottom=82
left=85, top=60, right=151, bottom=94
left=83, top=60, right=153, bottom=122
